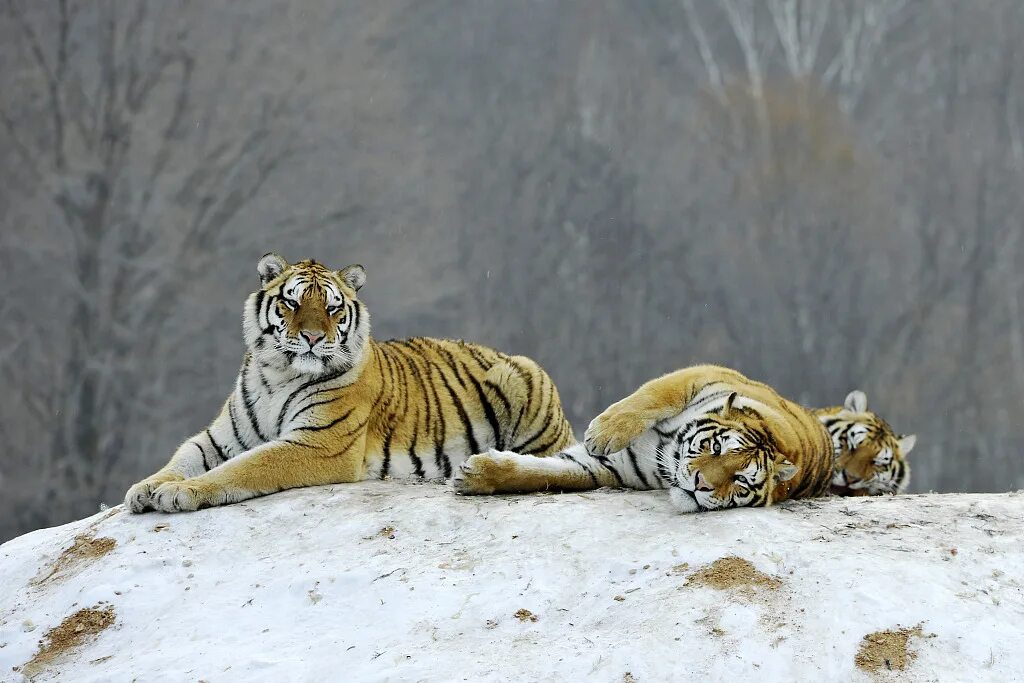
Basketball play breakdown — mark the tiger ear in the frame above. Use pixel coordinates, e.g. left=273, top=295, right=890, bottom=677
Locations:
left=774, top=459, right=798, bottom=482
left=844, top=390, right=867, bottom=413
left=258, top=253, right=288, bottom=286
left=338, top=264, right=366, bottom=292
left=898, top=434, right=917, bottom=455
left=721, top=392, right=739, bottom=416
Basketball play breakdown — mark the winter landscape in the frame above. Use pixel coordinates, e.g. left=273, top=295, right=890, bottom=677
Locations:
left=4, top=2, right=1024, bottom=681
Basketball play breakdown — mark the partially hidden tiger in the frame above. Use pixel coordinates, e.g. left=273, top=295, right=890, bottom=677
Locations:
left=813, top=390, right=916, bottom=496
left=125, top=253, right=574, bottom=513
left=454, top=364, right=835, bottom=513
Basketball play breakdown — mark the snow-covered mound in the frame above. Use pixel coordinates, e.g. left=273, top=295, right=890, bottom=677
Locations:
left=1, top=484, right=1023, bottom=681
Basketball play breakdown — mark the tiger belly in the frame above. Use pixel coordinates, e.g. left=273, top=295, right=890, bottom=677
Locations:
left=593, top=431, right=675, bottom=491
left=363, top=426, right=500, bottom=480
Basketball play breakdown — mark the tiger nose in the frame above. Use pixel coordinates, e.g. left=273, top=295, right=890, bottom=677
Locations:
left=300, top=330, right=324, bottom=345
left=695, top=471, right=714, bottom=492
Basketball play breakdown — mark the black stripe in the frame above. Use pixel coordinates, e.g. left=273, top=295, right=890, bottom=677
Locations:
left=505, top=359, right=533, bottom=436
left=228, top=398, right=251, bottom=450
left=326, top=418, right=370, bottom=461
left=291, top=395, right=343, bottom=421
left=256, top=363, right=272, bottom=394
left=466, top=372, right=503, bottom=450
left=405, top=340, right=452, bottom=476
left=254, top=289, right=271, bottom=332
left=424, top=363, right=451, bottom=477
left=627, top=447, right=651, bottom=488
left=291, top=409, right=354, bottom=433
left=436, top=370, right=479, bottom=455
left=389, top=346, right=413, bottom=423
left=462, top=344, right=495, bottom=372
left=240, top=363, right=269, bottom=442
left=280, top=438, right=317, bottom=448
left=345, top=300, right=361, bottom=344
left=379, top=345, right=399, bottom=412
left=483, top=379, right=512, bottom=416
left=195, top=442, right=211, bottom=472
left=562, top=453, right=599, bottom=487
left=409, top=420, right=425, bottom=478
left=206, top=429, right=227, bottom=463
left=276, top=369, right=348, bottom=433
left=380, top=429, right=394, bottom=479
left=254, top=289, right=266, bottom=322
left=410, top=350, right=442, bottom=476
left=787, top=448, right=819, bottom=498
left=512, top=377, right=556, bottom=452
left=329, top=412, right=371, bottom=448
left=515, top=411, right=554, bottom=453
left=595, top=454, right=627, bottom=487
left=524, top=427, right=566, bottom=458
left=352, top=301, right=361, bottom=337
left=893, top=460, right=907, bottom=488
left=430, top=340, right=469, bottom=389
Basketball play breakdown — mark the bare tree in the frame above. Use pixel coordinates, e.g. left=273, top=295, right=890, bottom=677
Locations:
left=0, top=1, right=328, bottom=532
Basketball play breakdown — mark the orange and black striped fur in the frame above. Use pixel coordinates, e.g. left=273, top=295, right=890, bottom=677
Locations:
left=125, top=254, right=574, bottom=513
left=813, top=390, right=916, bottom=496
left=454, top=365, right=833, bottom=513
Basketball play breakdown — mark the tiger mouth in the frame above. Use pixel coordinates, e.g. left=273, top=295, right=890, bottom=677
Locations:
left=671, top=486, right=710, bottom=512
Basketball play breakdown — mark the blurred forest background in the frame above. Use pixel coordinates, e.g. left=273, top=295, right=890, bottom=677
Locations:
left=2, top=0, right=1023, bottom=542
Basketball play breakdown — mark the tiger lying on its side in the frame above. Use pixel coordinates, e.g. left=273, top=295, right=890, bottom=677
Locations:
left=813, top=390, right=916, bottom=496
left=454, top=364, right=834, bottom=513
left=125, top=253, right=574, bottom=513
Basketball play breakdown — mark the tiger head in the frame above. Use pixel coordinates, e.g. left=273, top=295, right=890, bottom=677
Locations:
left=242, top=253, right=370, bottom=376
left=669, top=393, right=798, bottom=512
left=818, top=390, right=916, bottom=496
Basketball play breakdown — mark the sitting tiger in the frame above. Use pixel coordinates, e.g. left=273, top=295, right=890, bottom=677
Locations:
left=813, top=390, right=916, bottom=496
left=125, top=253, right=574, bottom=513
left=454, top=364, right=834, bottom=513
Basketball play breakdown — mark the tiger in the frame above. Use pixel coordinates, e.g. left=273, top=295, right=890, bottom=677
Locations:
left=454, top=364, right=834, bottom=513
left=812, top=390, right=916, bottom=496
left=125, top=253, right=574, bottom=513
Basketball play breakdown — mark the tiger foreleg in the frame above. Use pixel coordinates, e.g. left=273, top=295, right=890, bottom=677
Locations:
left=453, top=443, right=617, bottom=495
left=149, top=429, right=368, bottom=512
left=584, top=368, right=710, bottom=455
left=125, top=428, right=227, bottom=513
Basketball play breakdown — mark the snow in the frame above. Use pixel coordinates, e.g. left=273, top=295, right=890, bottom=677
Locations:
left=1, top=483, right=1023, bottom=682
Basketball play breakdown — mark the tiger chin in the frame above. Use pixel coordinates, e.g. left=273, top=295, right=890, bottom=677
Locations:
left=125, top=253, right=574, bottom=513
left=813, top=390, right=916, bottom=496
left=454, top=364, right=834, bottom=514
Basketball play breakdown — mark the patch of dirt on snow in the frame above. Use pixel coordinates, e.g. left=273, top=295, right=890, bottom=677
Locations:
left=686, top=556, right=782, bottom=592
left=855, top=623, right=927, bottom=674
left=514, top=609, right=538, bottom=623
left=21, top=605, right=116, bottom=677
left=31, top=533, right=116, bottom=586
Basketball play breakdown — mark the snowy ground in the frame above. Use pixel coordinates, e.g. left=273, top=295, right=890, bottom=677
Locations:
left=1, top=483, right=1023, bottom=682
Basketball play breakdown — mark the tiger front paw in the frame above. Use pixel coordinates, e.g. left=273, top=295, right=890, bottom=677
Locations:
left=584, top=409, right=651, bottom=456
left=452, top=451, right=518, bottom=495
left=151, top=481, right=208, bottom=513
left=125, top=476, right=182, bottom=513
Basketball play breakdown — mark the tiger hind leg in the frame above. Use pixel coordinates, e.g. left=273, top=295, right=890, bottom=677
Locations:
left=453, top=443, right=620, bottom=494
left=481, top=355, right=575, bottom=456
